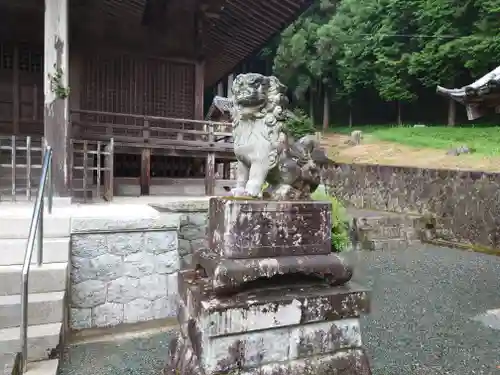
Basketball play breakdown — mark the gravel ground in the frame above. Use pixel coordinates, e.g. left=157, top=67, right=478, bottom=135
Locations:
left=57, top=329, right=176, bottom=375
left=58, top=244, right=500, bottom=375
left=346, top=244, right=500, bottom=375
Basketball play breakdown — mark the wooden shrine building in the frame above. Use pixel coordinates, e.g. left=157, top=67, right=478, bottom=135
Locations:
left=0, top=0, right=312, bottom=200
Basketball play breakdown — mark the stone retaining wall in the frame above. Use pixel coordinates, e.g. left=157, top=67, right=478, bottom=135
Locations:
left=323, top=163, right=500, bottom=249
left=69, top=208, right=181, bottom=330
left=68, top=201, right=209, bottom=330
left=157, top=200, right=209, bottom=270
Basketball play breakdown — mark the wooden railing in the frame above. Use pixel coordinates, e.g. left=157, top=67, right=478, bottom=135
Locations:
left=0, top=135, right=45, bottom=201
left=70, top=109, right=233, bottom=152
left=71, top=109, right=234, bottom=195
left=69, top=139, right=114, bottom=202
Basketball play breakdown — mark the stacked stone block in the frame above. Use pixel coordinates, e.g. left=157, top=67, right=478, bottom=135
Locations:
left=70, top=230, right=179, bottom=329
left=166, top=198, right=373, bottom=375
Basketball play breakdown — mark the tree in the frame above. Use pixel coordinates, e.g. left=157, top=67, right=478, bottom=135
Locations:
left=259, top=0, right=500, bottom=126
left=407, top=0, right=499, bottom=125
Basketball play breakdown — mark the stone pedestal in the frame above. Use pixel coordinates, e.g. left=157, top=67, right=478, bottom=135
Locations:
left=165, top=198, right=372, bottom=375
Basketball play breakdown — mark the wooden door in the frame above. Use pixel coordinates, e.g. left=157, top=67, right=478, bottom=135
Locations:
left=0, top=43, right=43, bottom=136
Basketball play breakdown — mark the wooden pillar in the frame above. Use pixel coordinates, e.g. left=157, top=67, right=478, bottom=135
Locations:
left=68, top=52, right=82, bottom=138
left=205, top=152, right=215, bottom=196
left=217, top=81, right=224, bottom=97
left=140, top=120, right=151, bottom=195
left=12, top=46, right=19, bottom=135
left=205, top=124, right=215, bottom=196
left=194, top=61, right=205, bottom=120
left=223, top=162, right=230, bottom=180
left=44, top=0, right=69, bottom=196
left=227, top=73, right=234, bottom=99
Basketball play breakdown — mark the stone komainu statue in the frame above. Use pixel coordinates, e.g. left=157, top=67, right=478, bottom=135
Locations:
left=221, top=72, right=326, bottom=200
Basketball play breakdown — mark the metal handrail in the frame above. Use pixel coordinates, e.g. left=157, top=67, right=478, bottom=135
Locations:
left=19, top=145, right=53, bottom=373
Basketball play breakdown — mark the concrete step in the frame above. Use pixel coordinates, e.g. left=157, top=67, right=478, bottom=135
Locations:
left=0, top=352, right=15, bottom=375
left=24, top=359, right=59, bottom=375
left=0, top=238, right=70, bottom=266
left=5, top=358, right=61, bottom=375
left=0, top=213, right=70, bottom=239
left=0, top=263, right=67, bottom=296
left=0, top=322, right=61, bottom=363
left=0, top=292, right=64, bottom=329
left=347, top=208, right=423, bottom=251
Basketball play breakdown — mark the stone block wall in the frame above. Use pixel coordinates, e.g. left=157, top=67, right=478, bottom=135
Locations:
left=159, top=200, right=209, bottom=270
left=323, top=163, right=500, bottom=249
left=68, top=200, right=210, bottom=331
left=70, top=230, right=179, bottom=329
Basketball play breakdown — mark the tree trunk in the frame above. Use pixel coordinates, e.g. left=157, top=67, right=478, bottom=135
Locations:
left=309, top=89, right=314, bottom=119
left=322, top=89, right=330, bottom=131
left=397, top=101, right=402, bottom=125
left=447, top=98, right=456, bottom=126
left=348, top=100, right=353, bottom=127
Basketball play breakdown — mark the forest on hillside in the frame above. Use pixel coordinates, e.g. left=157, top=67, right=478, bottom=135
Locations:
left=244, top=0, right=500, bottom=128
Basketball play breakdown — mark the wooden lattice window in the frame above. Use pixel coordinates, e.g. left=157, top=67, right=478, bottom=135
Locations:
left=18, top=45, right=42, bottom=73
left=81, top=54, right=195, bottom=119
left=0, top=44, right=13, bottom=70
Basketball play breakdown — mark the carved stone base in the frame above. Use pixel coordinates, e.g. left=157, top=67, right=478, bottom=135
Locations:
left=166, top=273, right=372, bottom=375
left=194, top=250, right=353, bottom=293
left=167, top=336, right=372, bottom=375
left=196, top=198, right=353, bottom=292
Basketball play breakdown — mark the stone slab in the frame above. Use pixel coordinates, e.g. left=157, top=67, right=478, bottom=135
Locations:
left=177, top=271, right=370, bottom=336
left=167, top=334, right=371, bottom=375
left=207, top=198, right=332, bottom=258
left=203, top=318, right=362, bottom=373
left=194, top=250, right=353, bottom=292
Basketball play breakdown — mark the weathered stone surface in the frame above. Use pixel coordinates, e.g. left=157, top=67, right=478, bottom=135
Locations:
left=203, top=319, right=362, bottom=373
left=71, top=210, right=180, bottom=234
left=188, top=213, right=207, bottom=227
left=71, top=234, right=108, bottom=258
left=144, top=231, right=178, bottom=254
left=179, top=275, right=369, bottom=335
left=166, top=335, right=371, bottom=375
left=92, top=303, right=124, bottom=327
left=139, top=274, right=169, bottom=301
left=322, top=163, right=500, bottom=250
left=123, top=299, right=155, bottom=323
left=348, top=210, right=421, bottom=251
left=208, top=198, right=332, bottom=258
left=70, top=228, right=179, bottom=329
left=156, top=252, right=180, bottom=274
left=70, top=308, right=92, bottom=330
left=107, top=277, right=140, bottom=304
left=71, top=253, right=124, bottom=284
left=72, top=280, right=107, bottom=308
left=107, top=232, right=143, bottom=256
left=227, top=73, right=324, bottom=199
left=150, top=199, right=209, bottom=213
left=165, top=195, right=372, bottom=375
left=196, top=252, right=353, bottom=293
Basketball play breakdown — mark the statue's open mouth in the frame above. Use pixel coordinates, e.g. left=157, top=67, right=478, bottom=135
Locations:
left=235, top=94, right=266, bottom=107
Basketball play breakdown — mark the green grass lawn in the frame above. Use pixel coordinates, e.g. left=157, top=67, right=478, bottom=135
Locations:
left=330, top=124, right=500, bottom=156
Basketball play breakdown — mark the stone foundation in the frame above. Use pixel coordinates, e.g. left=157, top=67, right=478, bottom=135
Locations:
left=69, top=208, right=181, bottom=330
left=165, top=198, right=373, bottom=375
left=168, top=271, right=371, bottom=375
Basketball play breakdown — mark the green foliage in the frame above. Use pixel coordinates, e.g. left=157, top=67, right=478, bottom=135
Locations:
left=311, top=187, right=350, bottom=252
left=285, top=109, right=317, bottom=140
left=48, top=64, right=70, bottom=100
left=267, top=0, right=500, bottom=117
